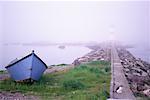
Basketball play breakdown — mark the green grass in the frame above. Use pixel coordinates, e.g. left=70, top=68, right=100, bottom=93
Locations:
left=56, top=63, right=68, bottom=66
left=134, top=92, right=150, bottom=100
left=50, top=63, right=68, bottom=67
left=0, top=70, right=7, bottom=74
left=0, top=61, right=111, bottom=100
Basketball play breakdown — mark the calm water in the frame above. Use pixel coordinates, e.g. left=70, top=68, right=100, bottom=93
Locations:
left=0, top=45, right=91, bottom=70
left=0, top=44, right=149, bottom=70
left=128, top=47, right=150, bottom=63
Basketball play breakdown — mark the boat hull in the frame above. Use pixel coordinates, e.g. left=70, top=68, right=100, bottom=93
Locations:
left=5, top=52, right=47, bottom=81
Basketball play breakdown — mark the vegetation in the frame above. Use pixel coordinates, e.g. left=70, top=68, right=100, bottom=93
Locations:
left=56, top=63, right=68, bottom=66
left=0, top=61, right=111, bottom=100
left=50, top=63, right=68, bottom=67
left=0, top=70, right=7, bottom=74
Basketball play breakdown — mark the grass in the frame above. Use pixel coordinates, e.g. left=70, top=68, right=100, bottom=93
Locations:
left=50, top=63, right=68, bottom=67
left=0, top=70, right=8, bottom=74
left=0, top=61, right=111, bottom=100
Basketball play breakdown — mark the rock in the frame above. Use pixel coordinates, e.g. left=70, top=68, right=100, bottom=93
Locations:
left=131, top=67, right=148, bottom=77
left=116, top=86, right=123, bottom=94
left=136, top=60, right=145, bottom=68
left=100, top=58, right=105, bottom=61
left=145, top=84, right=150, bottom=89
left=123, top=67, right=129, bottom=71
left=73, top=47, right=111, bottom=65
left=143, top=89, right=150, bottom=97
left=73, top=59, right=80, bottom=66
left=117, top=47, right=150, bottom=98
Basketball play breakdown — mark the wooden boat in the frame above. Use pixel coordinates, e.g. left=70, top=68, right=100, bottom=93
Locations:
left=5, top=50, right=47, bottom=82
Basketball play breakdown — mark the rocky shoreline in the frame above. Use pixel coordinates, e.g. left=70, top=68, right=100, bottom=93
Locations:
left=73, top=45, right=111, bottom=65
left=117, top=47, right=150, bottom=98
left=73, top=45, right=150, bottom=98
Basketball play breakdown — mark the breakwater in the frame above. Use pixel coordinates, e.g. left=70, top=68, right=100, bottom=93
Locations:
left=73, top=45, right=111, bottom=65
left=73, top=45, right=150, bottom=98
left=117, top=47, right=150, bottom=98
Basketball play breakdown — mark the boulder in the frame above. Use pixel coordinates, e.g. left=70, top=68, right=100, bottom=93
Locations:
left=143, top=89, right=150, bottom=97
left=136, top=60, right=145, bottom=68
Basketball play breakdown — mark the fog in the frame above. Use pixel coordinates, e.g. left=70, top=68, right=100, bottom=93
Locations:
left=0, top=1, right=149, bottom=46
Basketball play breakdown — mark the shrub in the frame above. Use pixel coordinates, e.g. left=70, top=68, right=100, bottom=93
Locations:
left=102, top=89, right=110, bottom=98
left=89, top=67, right=104, bottom=74
left=104, top=66, right=111, bottom=72
left=80, top=65, right=88, bottom=69
left=57, top=64, right=67, bottom=66
left=74, top=65, right=88, bottom=70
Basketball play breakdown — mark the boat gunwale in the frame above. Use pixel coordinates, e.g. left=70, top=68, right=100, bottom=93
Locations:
left=5, top=52, right=48, bottom=69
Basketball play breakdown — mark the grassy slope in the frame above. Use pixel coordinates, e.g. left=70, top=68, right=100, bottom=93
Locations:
left=0, top=61, right=111, bottom=100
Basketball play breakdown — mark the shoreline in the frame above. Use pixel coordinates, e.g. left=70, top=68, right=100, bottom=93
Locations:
left=73, top=45, right=150, bottom=66
left=0, top=44, right=149, bottom=71
left=73, top=45, right=111, bottom=65
left=0, top=44, right=150, bottom=99
left=117, top=47, right=150, bottom=98
left=72, top=45, right=150, bottom=98
left=127, top=47, right=150, bottom=63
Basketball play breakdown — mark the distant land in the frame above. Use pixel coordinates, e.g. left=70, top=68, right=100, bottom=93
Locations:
left=3, top=41, right=99, bottom=46
left=3, top=41, right=135, bottom=49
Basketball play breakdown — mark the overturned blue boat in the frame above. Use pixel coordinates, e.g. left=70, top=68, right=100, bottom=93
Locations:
left=5, top=50, right=47, bottom=82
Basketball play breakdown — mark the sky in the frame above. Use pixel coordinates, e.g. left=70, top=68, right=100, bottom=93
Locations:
left=0, top=1, right=149, bottom=46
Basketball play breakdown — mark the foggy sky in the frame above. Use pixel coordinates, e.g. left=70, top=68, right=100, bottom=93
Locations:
left=0, top=1, right=149, bottom=46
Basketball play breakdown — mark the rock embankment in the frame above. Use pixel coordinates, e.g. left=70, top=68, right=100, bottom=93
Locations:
left=73, top=45, right=111, bottom=65
left=117, top=48, right=150, bottom=98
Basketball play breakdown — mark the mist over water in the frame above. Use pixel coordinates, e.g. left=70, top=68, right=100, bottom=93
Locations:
left=0, top=1, right=149, bottom=44
left=0, top=45, right=91, bottom=70
left=128, top=47, right=150, bottom=63
left=0, top=1, right=149, bottom=69
left=0, top=44, right=2, bottom=69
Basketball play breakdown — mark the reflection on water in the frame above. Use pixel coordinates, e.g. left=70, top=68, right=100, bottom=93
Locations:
left=0, top=45, right=91, bottom=70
